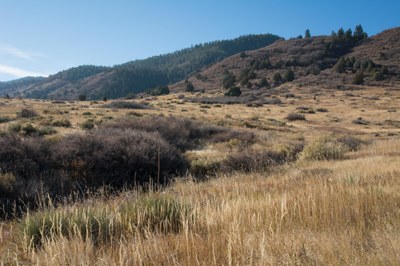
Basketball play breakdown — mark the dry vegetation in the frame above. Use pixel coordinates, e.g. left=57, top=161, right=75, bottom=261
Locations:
left=0, top=83, right=400, bottom=265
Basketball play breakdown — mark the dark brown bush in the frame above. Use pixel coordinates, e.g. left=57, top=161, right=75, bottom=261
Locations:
left=101, top=116, right=227, bottom=151
left=54, top=128, right=186, bottom=187
left=17, top=109, right=38, bottom=119
left=221, top=149, right=288, bottom=173
left=286, top=113, right=306, bottom=121
left=101, top=101, right=149, bottom=109
left=336, top=136, right=365, bottom=151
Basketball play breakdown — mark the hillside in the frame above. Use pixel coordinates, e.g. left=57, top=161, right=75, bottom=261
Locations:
left=171, top=27, right=400, bottom=98
left=1, top=34, right=281, bottom=100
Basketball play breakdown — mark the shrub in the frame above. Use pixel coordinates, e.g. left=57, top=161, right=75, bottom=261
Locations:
left=224, top=86, right=241, bottom=97
left=54, top=128, right=186, bottom=187
left=286, top=113, right=306, bottom=121
left=17, top=109, right=38, bottom=119
left=80, top=119, right=95, bottom=130
left=21, top=123, right=38, bottom=136
left=150, top=86, right=170, bottom=96
left=8, top=123, right=22, bottom=133
left=101, top=116, right=227, bottom=151
left=352, top=70, right=364, bottom=85
left=273, top=72, right=283, bottom=83
left=0, top=116, right=11, bottom=123
left=79, top=95, right=87, bottom=101
left=373, top=70, right=384, bottom=81
left=336, top=136, right=365, bottom=151
left=352, top=117, right=369, bottom=125
left=300, top=138, right=346, bottom=161
left=284, top=69, right=295, bottom=82
left=37, top=126, right=57, bottom=136
left=259, top=77, right=269, bottom=88
left=185, top=81, right=195, bottom=92
left=316, top=108, right=329, bottom=112
left=222, top=149, right=288, bottom=173
left=52, top=119, right=72, bottom=128
left=189, top=159, right=220, bottom=178
left=221, top=71, right=236, bottom=89
left=101, top=101, right=149, bottom=109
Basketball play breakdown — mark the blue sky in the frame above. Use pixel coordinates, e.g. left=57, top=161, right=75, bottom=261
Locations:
left=0, top=0, right=399, bottom=81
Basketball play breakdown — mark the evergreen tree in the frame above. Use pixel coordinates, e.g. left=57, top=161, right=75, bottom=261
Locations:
left=284, top=69, right=295, bottom=82
left=373, top=69, right=385, bottom=81
left=334, top=57, right=346, bottom=73
left=273, top=72, right=283, bottom=83
left=345, top=28, right=353, bottom=40
left=354, top=24, right=367, bottom=41
left=221, top=71, right=236, bottom=89
left=224, top=86, right=241, bottom=96
left=352, top=70, right=364, bottom=85
left=259, top=77, right=269, bottom=88
left=305, top=29, right=311, bottom=38
left=337, top=28, right=345, bottom=39
left=186, top=81, right=195, bottom=92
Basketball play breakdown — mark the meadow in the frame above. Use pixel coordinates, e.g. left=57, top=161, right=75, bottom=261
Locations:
left=0, top=83, right=399, bottom=265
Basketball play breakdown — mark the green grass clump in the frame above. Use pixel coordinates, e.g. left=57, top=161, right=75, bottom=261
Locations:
left=300, top=137, right=346, bottom=161
left=19, top=195, right=191, bottom=248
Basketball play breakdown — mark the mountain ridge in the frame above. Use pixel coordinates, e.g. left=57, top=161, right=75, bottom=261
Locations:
left=0, top=34, right=281, bottom=99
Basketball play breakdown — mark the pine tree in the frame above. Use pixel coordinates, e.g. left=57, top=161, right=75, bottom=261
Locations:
left=354, top=24, right=368, bottom=41
left=305, top=29, right=311, bottom=38
left=345, top=28, right=353, bottom=41
left=337, top=28, right=345, bottom=39
left=334, top=57, right=346, bottom=73
left=284, top=69, right=295, bottom=82
left=273, top=72, right=283, bottom=83
left=352, top=70, right=364, bottom=85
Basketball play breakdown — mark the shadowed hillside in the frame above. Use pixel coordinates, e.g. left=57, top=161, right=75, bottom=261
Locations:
left=1, top=34, right=281, bottom=100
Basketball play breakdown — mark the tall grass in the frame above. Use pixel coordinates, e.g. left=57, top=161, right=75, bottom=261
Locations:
left=1, top=140, right=400, bottom=265
left=19, top=194, right=192, bottom=248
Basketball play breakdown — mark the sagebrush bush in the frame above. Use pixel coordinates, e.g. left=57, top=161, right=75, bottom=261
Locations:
left=54, top=128, right=186, bottom=187
left=52, top=119, right=72, bottom=128
left=300, top=138, right=346, bottom=161
left=101, top=101, right=149, bottom=109
left=17, top=109, right=38, bottom=119
left=286, top=113, right=306, bottom=121
left=101, top=116, right=228, bottom=151
left=222, top=149, right=289, bottom=173
left=80, top=119, right=95, bottom=130
left=336, top=136, right=366, bottom=151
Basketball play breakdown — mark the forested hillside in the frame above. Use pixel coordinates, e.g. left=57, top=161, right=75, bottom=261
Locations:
left=2, top=34, right=281, bottom=100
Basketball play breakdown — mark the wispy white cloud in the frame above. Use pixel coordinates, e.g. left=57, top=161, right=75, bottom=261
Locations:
left=0, top=43, right=45, bottom=61
left=0, top=64, right=47, bottom=78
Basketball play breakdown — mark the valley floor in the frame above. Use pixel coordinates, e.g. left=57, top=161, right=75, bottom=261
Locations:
left=0, top=85, right=400, bottom=265
left=1, top=139, right=399, bottom=265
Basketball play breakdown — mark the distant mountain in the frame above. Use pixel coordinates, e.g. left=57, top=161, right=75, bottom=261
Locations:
left=0, top=76, right=46, bottom=95
left=171, top=27, right=400, bottom=96
left=2, top=34, right=281, bottom=100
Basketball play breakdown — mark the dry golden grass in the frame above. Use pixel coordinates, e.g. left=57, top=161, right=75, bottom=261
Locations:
left=0, top=139, right=399, bottom=265
left=0, top=87, right=400, bottom=265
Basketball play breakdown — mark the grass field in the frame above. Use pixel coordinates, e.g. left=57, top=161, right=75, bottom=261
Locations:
left=0, top=84, right=399, bottom=265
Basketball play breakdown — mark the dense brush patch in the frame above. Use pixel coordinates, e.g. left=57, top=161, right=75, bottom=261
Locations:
left=0, top=115, right=253, bottom=218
